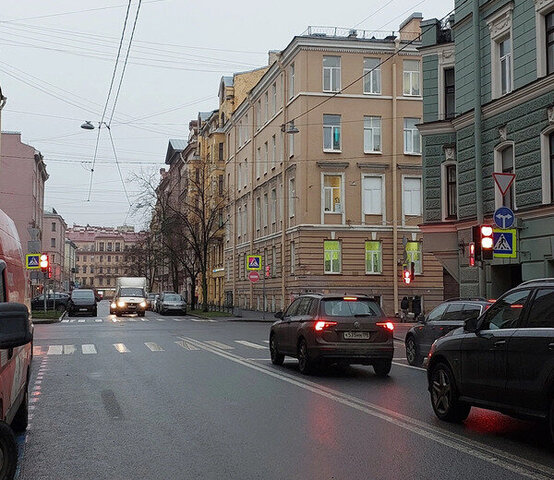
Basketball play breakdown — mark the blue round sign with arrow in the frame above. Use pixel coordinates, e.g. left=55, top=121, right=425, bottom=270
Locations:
left=493, top=206, right=515, bottom=229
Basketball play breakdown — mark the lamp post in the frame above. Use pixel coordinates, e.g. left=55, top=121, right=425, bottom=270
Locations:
left=81, top=121, right=110, bottom=130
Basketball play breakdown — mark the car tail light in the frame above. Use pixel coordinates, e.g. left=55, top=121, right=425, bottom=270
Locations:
left=376, top=321, right=394, bottom=331
left=314, top=320, right=337, bottom=331
left=343, top=296, right=357, bottom=301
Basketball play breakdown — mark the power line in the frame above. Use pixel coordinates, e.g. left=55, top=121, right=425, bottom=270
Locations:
left=106, top=126, right=132, bottom=206
left=351, top=0, right=397, bottom=29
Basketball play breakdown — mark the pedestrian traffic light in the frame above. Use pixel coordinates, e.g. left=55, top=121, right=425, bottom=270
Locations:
left=472, top=225, right=494, bottom=260
left=469, top=242, right=475, bottom=267
left=40, top=254, right=49, bottom=272
left=48, top=265, right=52, bottom=279
left=402, top=262, right=414, bottom=285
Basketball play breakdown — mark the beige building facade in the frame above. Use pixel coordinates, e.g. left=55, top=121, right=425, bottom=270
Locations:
left=224, top=16, right=444, bottom=315
left=42, top=208, right=67, bottom=289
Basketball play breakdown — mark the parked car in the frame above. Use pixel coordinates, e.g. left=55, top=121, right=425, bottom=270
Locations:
left=270, top=294, right=394, bottom=375
left=67, top=289, right=98, bottom=317
left=0, top=208, right=34, bottom=477
left=30, top=292, right=69, bottom=312
left=155, top=292, right=176, bottom=313
left=146, top=293, right=158, bottom=311
left=157, top=293, right=186, bottom=315
left=427, top=279, right=554, bottom=440
left=404, top=298, right=493, bottom=366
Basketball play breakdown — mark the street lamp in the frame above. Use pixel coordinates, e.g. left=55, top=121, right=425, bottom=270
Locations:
left=281, top=121, right=299, bottom=134
left=81, top=121, right=110, bottom=130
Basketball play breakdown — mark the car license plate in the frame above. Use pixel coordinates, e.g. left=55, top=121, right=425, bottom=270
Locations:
left=343, top=331, right=370, bottom=340
left=79, top=308, right=87, bottom=312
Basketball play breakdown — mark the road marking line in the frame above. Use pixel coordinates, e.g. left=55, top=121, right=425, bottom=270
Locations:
left=95, top=319, right=103, bottom=323
left=63, top=345, right=76, bottom=355
left=113, top=343, right=130, bottom=353
left=392, top=361, right=426, bottom=372
left=246, top=358, right=272, bottom=361
left=78, top=319, right=86, bottom=323
left=235, top=340, right=266, bottom=350
left=182, top=336, right=554, bottom=480
left=262, top=340, right=269, bottom=344
left=173, top=318, right=184, bottom=321
left=69, top=319, right=75, bottom=323
left=61, top=319, right=69, bottom=323
left=81, top=344, right=97, bottom=355
left=206, top=341, right=233, bottom=350
left=191, top=318, right=217, bottom=323
left=141, top=318, right=149, bottom=322
left=129, top=318, right=138, bottom=322
left=175, top=340, right=200, bottom=351
left=145, top=342, right=164, bottom=352
left=47, top=345, right=62, bottom=355
left=157, top=318, right=165, bottom=322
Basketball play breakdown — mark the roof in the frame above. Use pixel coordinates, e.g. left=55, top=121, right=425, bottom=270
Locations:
left=198, top=111, right=213, bottom=122
left=165, top=139, right=187, bottom=165
left=399, top=12, right=423, bottom=31
left=221, top=76, right=233, bottom=87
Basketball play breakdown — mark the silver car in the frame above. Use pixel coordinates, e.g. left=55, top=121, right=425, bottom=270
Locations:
left=158, top=293, right=187, bottom=315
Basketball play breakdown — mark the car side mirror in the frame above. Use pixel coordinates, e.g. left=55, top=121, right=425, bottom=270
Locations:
left=0, top=303, right=33, bottom=349
left=274, top=311, right=283, bottom=319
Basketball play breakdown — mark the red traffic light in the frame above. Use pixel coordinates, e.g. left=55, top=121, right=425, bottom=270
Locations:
left=480, top=225, right=494, bottom=259
left=469, top=242, right=475, bottom=266
left=403, top=268, right=412, bottom=285
left=40, top=253, right=49, bottom=272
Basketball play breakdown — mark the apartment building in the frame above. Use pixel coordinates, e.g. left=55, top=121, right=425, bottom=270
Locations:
left=419, top=0, right=554, bottom=298
left=224, top=14, right=444, bottom=316
left=67, top=225, right=146, bottom=297
left=42, top=208, right=67, bottom=289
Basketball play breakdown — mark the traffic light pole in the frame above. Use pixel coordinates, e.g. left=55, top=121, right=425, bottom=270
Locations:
left=43, top=272, right=47, bottom=313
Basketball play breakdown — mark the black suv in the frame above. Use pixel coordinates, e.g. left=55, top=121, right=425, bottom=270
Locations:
left=270, top=294, right=394, bottom=375
left=427, top=279, right=554, bottom=439
left=404, top=298, right=493, bottom=366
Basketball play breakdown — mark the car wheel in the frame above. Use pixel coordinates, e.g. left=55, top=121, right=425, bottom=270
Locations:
left=430, top=362, right=471, bottom=423
left=11, top=383, right=28, bottom=432
left=270, top=335, right=284, bottom=366
left=405, top=335, right=422, bottom=367
left=297, top=338, right=314, bottom=374
left=0, top=421, right=17, bottom=479
left=373, top=359, right=392, bottom=377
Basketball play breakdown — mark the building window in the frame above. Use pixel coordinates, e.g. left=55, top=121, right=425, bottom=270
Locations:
left=290, top=241, right=296, bottom=274
left=218, top=175, right=224, bottom=196
left=403, top=60, right=420, bottom=96
left=51, top=237, right=56, bottom=248
left=256, top=147, right=261, bottom=178
left=99, top=242, right=104, bottom=251
left=323, top=56, right=341, bottom=92
left=363, top=116, right=381, bottom=153
left=271, top=189, right=277, bottom=224
left=263, top=193, right=269, bottom=229
left=264, top=91, right=269, bottom=123
left=445, top=164, right=457, bottom=219
left=324, top=240, right=341, bottom=274
left=237, top=207, right=242, bottom=238
left=264, top=142, right=268, bottom=175
left=90, top=266, right=94, bottom=273
left=107, top=255, right=111, bottom=263
left=323, top=175, right=342, bottom=213
left=499, top=38, right=513, bottom=95
left=83, top=266, right=87, bottom=274
left=550, top=133, right=554, bottom=202
left=403, top=177, right=422, bottom=216
left=237, top=163, right=242, bottom=190
left=406, top=241, right=422, bottom=274
left=363, top=58, right=381, bottom=94
left=365, top=241, right=382, bottom=274
left=243, top=205, right=248, bottom=238
left=51, top=222, right=56, bottom=232
left=362, top=176, right=383, bottom=215
left=289, top=63, right=295, bottom=99
left=288, top=178, right=296, bottom=217
left=271, top=135, right=276, bottom=168
left=256, top=100, right=262, bottom=130
left=272, top=246, right=277, bottom=276
left=107, top=242, right=112, bottom=251
left=323, top=114, right=341, bottom=151
left=404, top=118, right=421, bottom=154
left=115, top=242, right=120, bottom=252
left=255, top=197, right=261, bottom=231
left=272, top=82, right=277, bottom=115
left=547, top=11, right=554, bottom=74
left=289, top=126, right=295, bottom=157
left=444, top=68, right=455, bottom=119
left=83, top=255, right=87, bottom=262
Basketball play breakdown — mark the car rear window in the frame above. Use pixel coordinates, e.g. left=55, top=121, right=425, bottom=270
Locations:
left=72, top=290, right=94, bottom=300
left=164, top=294, right=181, bottom=301
left=321, top=299, right=382, bottom=317
left=120, top=288, right=145, bottom=297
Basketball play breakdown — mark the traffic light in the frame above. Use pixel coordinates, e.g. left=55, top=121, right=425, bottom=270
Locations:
left=402, top=262, right=415, bottom=285
left=472, top=225, right=494, bottom=260
left=469, top=242, right=475, bottom=267
left=48, top=265, right=52, bottom=279
left=40, top=254, right=49, bottom=272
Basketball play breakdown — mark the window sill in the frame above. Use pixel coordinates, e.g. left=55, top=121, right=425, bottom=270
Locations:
left=365, top=272, right=383, bottom=275
left=402, top=94, right=422, bottom=98
left=364, top=151, right=382, bottom=155
left=324, top=272, right=342, bottom=275
left=322, top=89, right=341, bottom=93
left=403, top=152, right=422, bottom=156
left=323, top=149, right=342, bottom=153
left=404, top=213, right=422, bottom=217
left=363, top=91, right=382, bottom=96
left=323, top=211, right=342, bottom=214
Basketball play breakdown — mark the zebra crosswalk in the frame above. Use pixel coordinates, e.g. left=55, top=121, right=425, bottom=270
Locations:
left=34, top=339, right=268, bottom=357
left=59, top=316, right=217, bottom=324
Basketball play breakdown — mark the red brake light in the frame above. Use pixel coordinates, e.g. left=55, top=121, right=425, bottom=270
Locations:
left=376, top=321, right=394, bottom=331
left=314, top=320, right=337, bottom=331
left=510, top=304, right=523, bottom=309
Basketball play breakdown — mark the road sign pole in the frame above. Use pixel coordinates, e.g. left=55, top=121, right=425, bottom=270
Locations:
left=262, top=266, right=265, bottom=321
left=43, top=273, right=47, bottom=313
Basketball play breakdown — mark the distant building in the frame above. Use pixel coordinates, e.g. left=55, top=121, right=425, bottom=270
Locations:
left=42, top=208, right=67, bottom=290
left=66, top=225, right=147, bottom=297
left=64, top=238, right=77, bottom=291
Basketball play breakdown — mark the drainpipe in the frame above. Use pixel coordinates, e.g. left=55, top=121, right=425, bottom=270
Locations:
left=473, top=0, right=485, bottom=296
left=392, top=41, right=399, bottom=315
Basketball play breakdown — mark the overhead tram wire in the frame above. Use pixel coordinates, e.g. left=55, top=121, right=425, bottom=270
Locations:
left=287, top=0, right=470, bottom=127
left=87, top=0, right=133, bottom=202
left=351, top=0, right=397, bottom=29
left=106, top=126, right=132, bottom=206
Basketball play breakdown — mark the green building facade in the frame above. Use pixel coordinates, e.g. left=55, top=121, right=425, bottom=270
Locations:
left=419, top=0, right=554, bottom=298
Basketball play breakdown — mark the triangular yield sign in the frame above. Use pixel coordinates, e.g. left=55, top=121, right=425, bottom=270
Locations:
left=493, top=172, right=515, bottom=196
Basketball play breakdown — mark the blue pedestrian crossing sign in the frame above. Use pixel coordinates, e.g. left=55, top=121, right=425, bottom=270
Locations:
left=246, top=255, right=262, bottom=271
left=493, top=229, right=517, bottom=258
left=26, top=254, right=41, bottom=269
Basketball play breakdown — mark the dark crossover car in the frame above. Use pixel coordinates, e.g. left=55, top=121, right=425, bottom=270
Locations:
left=157, top=293, right=187, bottom=315
left=30, top=292, right=69, bottom=312
left=67, top=289, right=97, bottom=317
left=427, top=279, right=554, bottom=439
left=270, top=294, right=394, bottom=375
left=404, top=298, right=493, bottom=366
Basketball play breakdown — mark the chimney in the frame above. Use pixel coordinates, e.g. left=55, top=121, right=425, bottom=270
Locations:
left=399, top=12, right=423, bottom=42
left=268, top=50, right=280, bottom=65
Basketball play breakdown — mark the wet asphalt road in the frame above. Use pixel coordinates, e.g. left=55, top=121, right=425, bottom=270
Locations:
left=17, top=301, right=554, bottom=480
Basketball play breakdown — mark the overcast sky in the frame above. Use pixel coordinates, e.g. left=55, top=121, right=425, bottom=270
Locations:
left=0, top=0, right=452, bottom=229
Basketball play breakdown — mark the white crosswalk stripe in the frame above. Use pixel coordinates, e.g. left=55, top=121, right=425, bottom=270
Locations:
left=47, top=345, right=62, bottom=355
left=113, top=343, right=130, bottom=353
left=173, top=318, right=184, bottom=322
left=262, top=340, right=269, bottom=344
left=78, top=319, right=86, bottom=323
left=63, top=345, right=76, bottom=355
left=145, top=342, right=164, bottom=352
left=157, top=318, right=165, bottom=322
left=206, top=341, right=234, bottom=350
left=61, top=319, right=69, bottom=323
left=191, top=318, right=217, bottom=323
left=141, top=318, right=149, bottom=322
left=175, top=340, right=200, bottom=351
left=235, top=340, right=266, bottom=350
left=81, top=344, right=97, bottom=355
left=95, top=318, right=103, bottom=323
